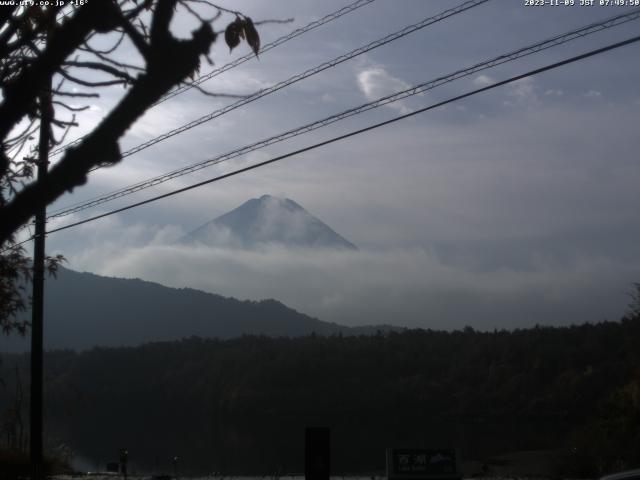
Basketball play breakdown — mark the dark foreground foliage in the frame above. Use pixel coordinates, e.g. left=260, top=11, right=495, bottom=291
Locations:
left=0, top=449, right=71, bottom=480
left=1, top=319, right=640, bottom=476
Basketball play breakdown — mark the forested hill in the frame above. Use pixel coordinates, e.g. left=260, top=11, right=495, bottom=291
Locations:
left=0, top=266, right=398, bottom=352
left=2, top=319, right=640, bottom=476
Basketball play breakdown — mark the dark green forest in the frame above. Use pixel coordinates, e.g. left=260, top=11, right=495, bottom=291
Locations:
left=1, top=318, right=640, bottom=476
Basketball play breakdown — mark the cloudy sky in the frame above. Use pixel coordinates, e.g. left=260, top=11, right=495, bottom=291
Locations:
left=31, top=0, right=640, bottom=330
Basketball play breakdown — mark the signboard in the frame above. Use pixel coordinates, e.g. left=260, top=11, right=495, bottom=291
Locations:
left=387, top=448, right=461, bottom=480
left=305, top=427, right=330, bottom=480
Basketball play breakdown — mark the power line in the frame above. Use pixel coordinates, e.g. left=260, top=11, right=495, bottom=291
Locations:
left=49, top=0, right=377, bottom=157
left=46, top=7, right=640, bottom=220
left=36, top=34, right=640, bottom=240
left=155, top=0, right=377, bottom=106
left=46, top=0, right=493, bottom=217
left=49, top=0, right=490, bottom=162
left=4, top=32, right=639, bottom=255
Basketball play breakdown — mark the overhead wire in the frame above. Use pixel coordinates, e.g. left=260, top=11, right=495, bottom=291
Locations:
left=10, top=0, right=491, bottom=240
left=155, top=0, right=377, bottom=106
left=48, top=0, right=491, bottom=161
left=48, top=0, right=377, bottom=157
left=3, top=32, right=639, bottom=255
left=26, top=34, right=640, bottom=243
left=45, top=7, right=640, bottom=221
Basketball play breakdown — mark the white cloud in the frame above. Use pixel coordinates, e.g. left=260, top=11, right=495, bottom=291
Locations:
left=207, top=70, right=271, bottom=94
left=473, top=74, right=494, bottom=87
left=357, top=66, right=413, bottom=114
left=126, top=100, right=222, bottom=141
left=39, top=96, right=640, bottom=335
left=30, top=0, right=640, bottom=337
left=585, top=89, right=602, bottom=98
left=61, top=242, right=636, bottom=331
left=503, top=77, right=537, bottom=107
left=321, top=93, right=336, bottom=103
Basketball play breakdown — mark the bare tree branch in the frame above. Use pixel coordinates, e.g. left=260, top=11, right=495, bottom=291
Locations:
left=80, top=30, right=126, bottom=55
left=51, top=90, right=100, bottom=98
left=0, top=2, right=115, bottom=139
left=115, top=11, right=151, bottom=61
left=58, top=68, right=129, bottom=88
left=62, top=60, right=137, bottom=82
left=51, top=101, right=91, bottom=112
left=0, top=2, right=220, bottom=243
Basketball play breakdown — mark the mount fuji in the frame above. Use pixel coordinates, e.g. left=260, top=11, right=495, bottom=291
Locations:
left=182, top=195, right=357, bottom=250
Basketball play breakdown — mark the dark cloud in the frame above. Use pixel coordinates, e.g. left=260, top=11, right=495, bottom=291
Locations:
left=40, top=1, right=640, bottom=331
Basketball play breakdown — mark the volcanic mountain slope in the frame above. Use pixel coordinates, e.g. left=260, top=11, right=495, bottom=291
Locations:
left=182, top=195, right=357, bottom=250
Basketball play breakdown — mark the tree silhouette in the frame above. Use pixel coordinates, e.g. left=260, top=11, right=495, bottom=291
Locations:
left=628, top=282, right=640, bottom=319
left=0, top=0, right=264, bottom=332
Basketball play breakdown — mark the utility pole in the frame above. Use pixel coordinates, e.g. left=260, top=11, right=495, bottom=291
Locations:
left=31, top=72, right=52, bottom=480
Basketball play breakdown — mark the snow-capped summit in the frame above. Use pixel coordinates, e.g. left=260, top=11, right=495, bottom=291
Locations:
left=182, top=195, right=357, bottom=250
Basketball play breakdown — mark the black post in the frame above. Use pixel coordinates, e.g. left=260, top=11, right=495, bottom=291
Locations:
left=305, top=427, right=330, bottom=480
left=119, top=448, right=129, bottom=480
left=30, top=76, right=51, bottom=480
left=173, top=456, right=179, bottom=479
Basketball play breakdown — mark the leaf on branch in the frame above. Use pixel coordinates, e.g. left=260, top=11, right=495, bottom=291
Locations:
left=224, top=18, right=243, bottom=52
left=224, top=17, right=260, bottom=56
left=243, top=17, right=260, bottom=57
left=44, top=254, right=65, bottom=278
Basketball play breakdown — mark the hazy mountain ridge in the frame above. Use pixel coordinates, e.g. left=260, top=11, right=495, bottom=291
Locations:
left=0, top=267, right=400, bottom=352
left=182, top=195, right=357, bottom=250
